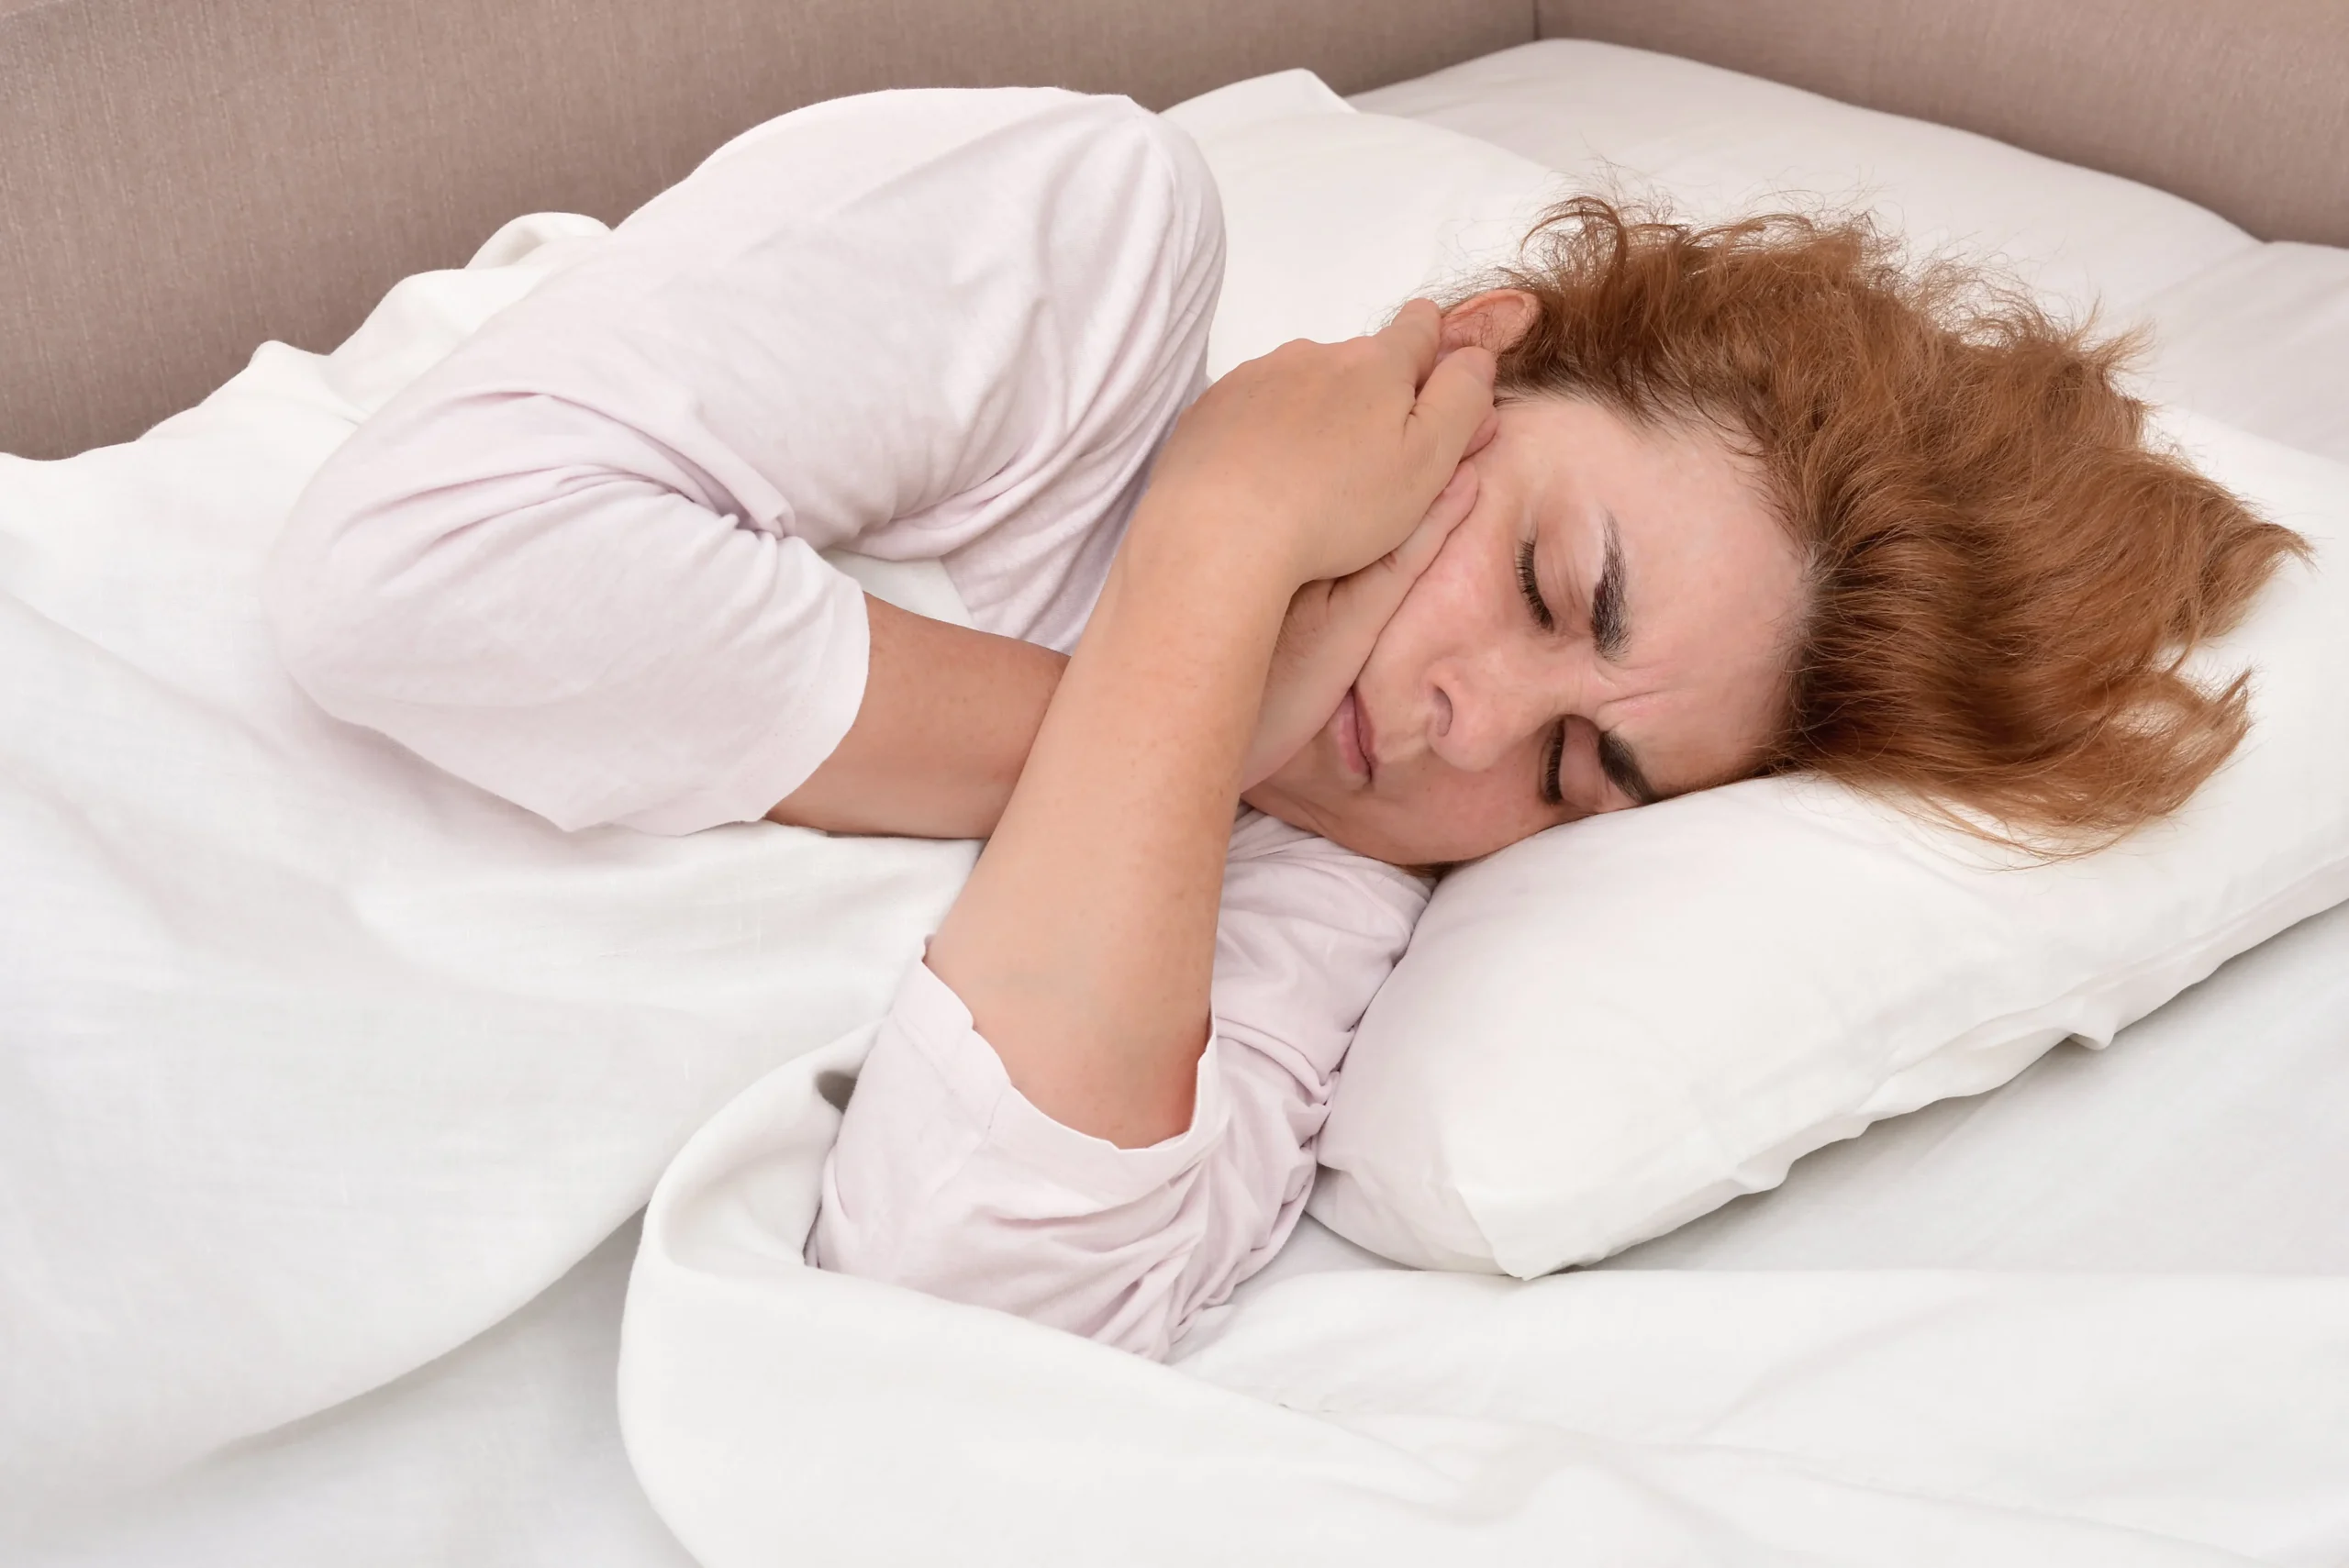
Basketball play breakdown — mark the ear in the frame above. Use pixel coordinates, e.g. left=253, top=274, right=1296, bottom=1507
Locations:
left=1440, top=289, right=1541, bottom=355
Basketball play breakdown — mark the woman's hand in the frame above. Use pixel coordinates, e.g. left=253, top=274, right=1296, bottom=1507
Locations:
left=927, top=303, right=1493, bottom=1147
left=1141, top=300, right=1497, bottom=591
left=1240, top=448, right=1485, bottom=790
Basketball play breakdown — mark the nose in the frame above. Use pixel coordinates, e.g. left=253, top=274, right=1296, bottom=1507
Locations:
left=1424, top=648, right=1561, bottom=774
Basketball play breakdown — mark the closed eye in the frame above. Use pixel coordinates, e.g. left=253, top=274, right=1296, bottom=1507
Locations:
left=1540, top=719, right=1566, bottom=806
left=1515, top=536, right=1554, bottom=631
left=1523, top=537, right=1567, bottom=806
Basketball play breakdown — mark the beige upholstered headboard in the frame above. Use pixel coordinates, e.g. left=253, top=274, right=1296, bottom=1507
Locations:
left=5, top=0, right=2344, bottom=460
left=1539, top=0, right=2349, bottom=252
left=0, top=0, right=1531, bottom=461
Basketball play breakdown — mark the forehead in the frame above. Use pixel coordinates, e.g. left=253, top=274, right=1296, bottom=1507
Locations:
left=1510, top=395, right=1807, bottom=784
left=1503, top=394, right=1767, bottom=523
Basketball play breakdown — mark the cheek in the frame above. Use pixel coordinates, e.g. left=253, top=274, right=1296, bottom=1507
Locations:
left=1374, top=751, right=1561, bottom=862
left=1363, top=525, right=1503, bottom=689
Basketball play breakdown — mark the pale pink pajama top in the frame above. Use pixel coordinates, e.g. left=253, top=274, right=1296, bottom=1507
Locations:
left=266, top=86, right=1429, bottom=1362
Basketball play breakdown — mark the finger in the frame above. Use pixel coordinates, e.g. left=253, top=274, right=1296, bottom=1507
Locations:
left=1438, top=306, right=1489, bottom=357
left=1402, top=343, right=1497, bottom=483
left=1331, top=461, right=1477, bottom=617
left=1464, top=407, right=1500, bottom=461
left=1394, top=461, right=1478, bottom=573
left=1373, top=299, right=1445, bottom=391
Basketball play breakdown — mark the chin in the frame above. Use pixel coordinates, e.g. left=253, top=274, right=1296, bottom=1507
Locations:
left=1243, top=783, right=1356, bottom=853
left=1246, top=791, right=1426, bottom=868
left=1339, top=806, right=1542, bottom=869
left=1246, top=769, right=1529, bottom=867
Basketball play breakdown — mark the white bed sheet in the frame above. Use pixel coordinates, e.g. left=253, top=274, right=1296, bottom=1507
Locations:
left=13, top=1222, right=691, bottom=1568
left=23, top=894, right=2344, bottom=1568
left=19, top=895, right=2343, bottom=1568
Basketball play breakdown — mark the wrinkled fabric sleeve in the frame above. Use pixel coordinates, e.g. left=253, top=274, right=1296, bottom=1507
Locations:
left=265, top=89, right=1219, bottom=834
left=811, top=815, right=1431, bottom=1360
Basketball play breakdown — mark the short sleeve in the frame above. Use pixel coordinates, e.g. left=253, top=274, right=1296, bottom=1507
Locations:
left=811, top=814, right=1431, bottom=1359
left=266, top=89, right=1221, bottom=834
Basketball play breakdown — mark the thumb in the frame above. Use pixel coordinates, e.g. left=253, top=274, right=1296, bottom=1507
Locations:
left=1403, top=344, right=1497, bottom=487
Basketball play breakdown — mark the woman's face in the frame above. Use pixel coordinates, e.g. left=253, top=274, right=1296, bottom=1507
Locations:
left=1242, top=372, right=1808, bottom=867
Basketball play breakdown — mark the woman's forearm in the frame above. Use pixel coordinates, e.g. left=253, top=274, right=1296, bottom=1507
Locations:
left=766, top=595, right=1067, bottom=840
left=926, top=506, right=1293, bottom=1147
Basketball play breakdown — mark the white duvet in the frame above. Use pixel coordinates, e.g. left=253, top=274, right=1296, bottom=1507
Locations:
left=0, top=220, right=979, bottom=1530
left=624, top=1033, right=2349, bottom=1566
left=9, top=72, right=2349, bottom=1568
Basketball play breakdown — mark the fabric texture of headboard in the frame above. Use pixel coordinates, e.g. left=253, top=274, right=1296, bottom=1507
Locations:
left=0, top=0, right=1530, bottom=459
left=1539, top=0, right=2349, bottom=250
left=6, top=0, right=2345, bottom=459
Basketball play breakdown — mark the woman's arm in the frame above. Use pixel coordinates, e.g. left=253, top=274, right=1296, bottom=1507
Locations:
left=765, top=597, right=1066, bottom=840
left=927, top=305, right=1495, bottom=1148
left=269, top=92, right=1218, bottom=840
left=813, top=813, right=1431, bottom=1358
left=774, top=380, right=1494, bottom=843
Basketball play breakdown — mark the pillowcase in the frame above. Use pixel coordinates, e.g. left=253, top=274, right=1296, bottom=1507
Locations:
left=1169, top=74, right=2349, bottom=1276
left=1350, top=39, right=2258, bottom=330
left=1351, top=39, right=2349, bottom=469
left=1168, top=70, right=1564, bottom=378
left=2132, top=242, right=2349, bottom=468
left=1315, top=412, right=2348, bottom=1274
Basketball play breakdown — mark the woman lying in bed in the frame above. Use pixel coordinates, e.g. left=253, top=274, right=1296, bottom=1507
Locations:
left=265, top=89, right=2298, bottom=1358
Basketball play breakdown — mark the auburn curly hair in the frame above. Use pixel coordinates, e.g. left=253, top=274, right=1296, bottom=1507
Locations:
left=1468, top=196, right=2306, bottom=851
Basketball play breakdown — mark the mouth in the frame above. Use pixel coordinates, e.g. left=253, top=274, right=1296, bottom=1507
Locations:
left=1335, top=685, right=1376, bottom=785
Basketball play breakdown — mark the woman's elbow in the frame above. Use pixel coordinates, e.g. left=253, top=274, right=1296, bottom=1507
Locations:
left=264, top=484, right=412, bottom=728
left=264, top=455, right=537, bottom=770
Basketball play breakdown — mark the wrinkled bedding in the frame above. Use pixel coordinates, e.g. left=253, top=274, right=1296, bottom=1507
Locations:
left=9, top=46, right=2349, bottom=1568
left=621, top=1023, right=2349, bottom=1567
left=0, top=220, right=974, bottom=1531
left=28, top=899, right=2349, bottom=1568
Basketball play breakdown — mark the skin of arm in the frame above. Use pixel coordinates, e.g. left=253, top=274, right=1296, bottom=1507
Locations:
left=768, top=358, right=1497, bottom=843
left=768, top=486, right=1489, bottom=841
left=927, top=305, right=1496, bottom=1148
left=767, top=595, right=1067, bottom=840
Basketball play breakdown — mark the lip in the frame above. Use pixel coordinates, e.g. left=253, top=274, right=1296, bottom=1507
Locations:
left=1335, top=685, right=1376, bottom=784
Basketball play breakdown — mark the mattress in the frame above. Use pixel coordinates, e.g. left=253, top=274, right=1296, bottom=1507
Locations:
left=17, top=39, right=2349, bottom=1568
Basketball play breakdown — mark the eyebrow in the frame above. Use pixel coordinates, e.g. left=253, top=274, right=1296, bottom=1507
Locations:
left=1586, top=513, right=1657, bottom=804
left=1591, top=511, right=1629, bottom=662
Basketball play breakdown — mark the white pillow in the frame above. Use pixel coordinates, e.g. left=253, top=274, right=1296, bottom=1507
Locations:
left=1350, top=39, right=2257, bottom=328
left=2132, top=243, right=2349, bottom=468
left=1170, top=75, right=2349, bottom=1276
left=1316, top=413, right=2349, bottom=1274
left=1353, top=39, right=2349, bottom=469
left=1169, top=71, right=1564, bottom=378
